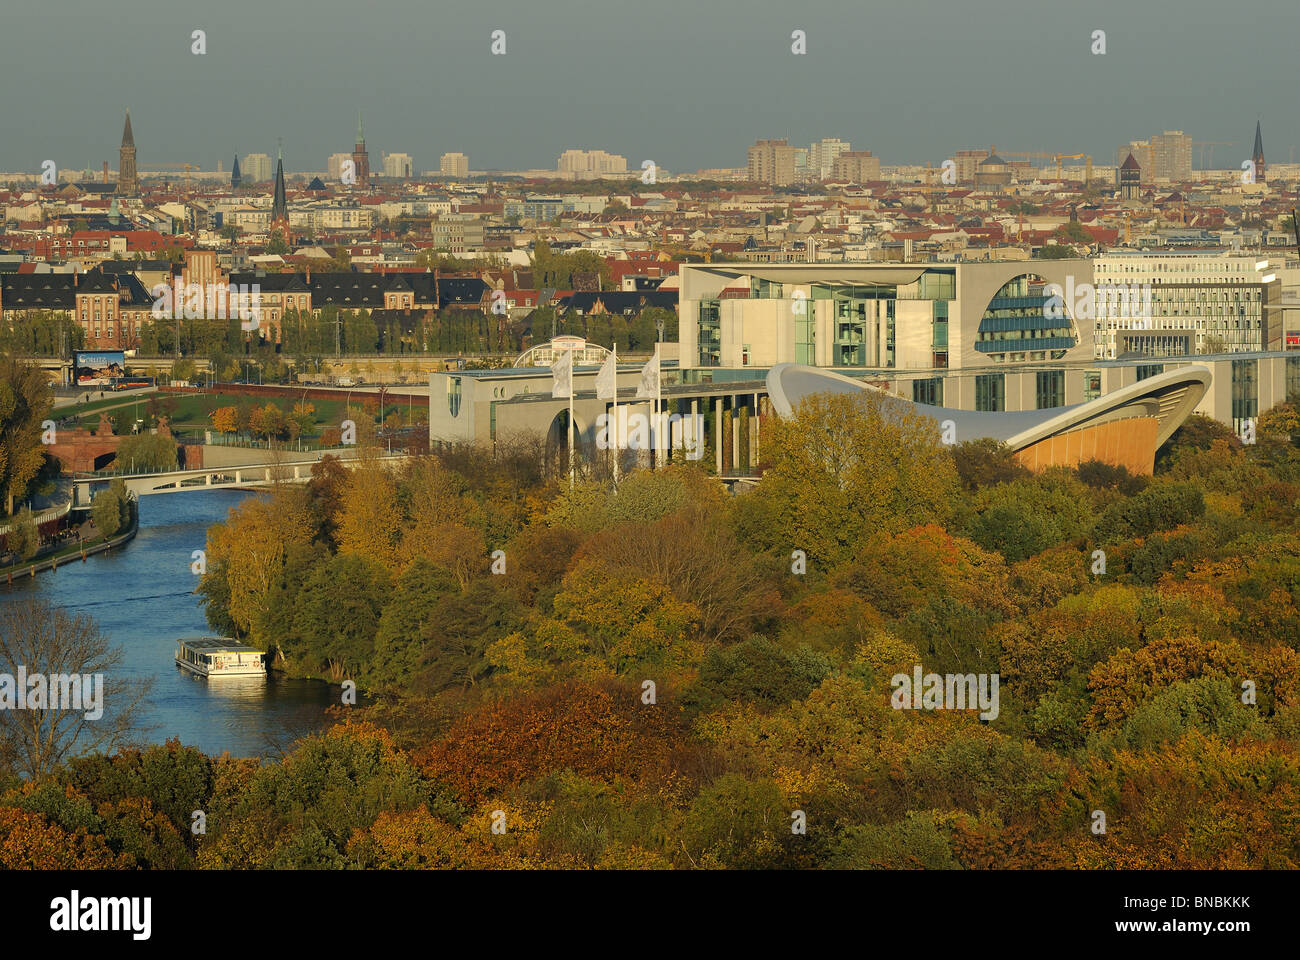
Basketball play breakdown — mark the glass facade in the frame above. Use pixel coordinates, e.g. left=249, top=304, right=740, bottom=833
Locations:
left=1135, top=363, right=1164, bottom=381
left=912, top=377, right=943, bottom=406
left=1035, top=369, right=1065, bottom=409
left=795, top=302, right=816, bottom=365
left=975, top=373, right=1005, bottom=411
left=1231, top=358, right=1257, bottom=430
left=977, top=274, right=1077, bottom=360
left=698, top=300, right=720, bottom=367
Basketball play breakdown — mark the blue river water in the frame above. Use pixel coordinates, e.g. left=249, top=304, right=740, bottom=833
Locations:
left=0, top=490, right=336, bottom=758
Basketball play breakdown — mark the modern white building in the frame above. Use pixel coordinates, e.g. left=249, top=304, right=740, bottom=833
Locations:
left=1091, top=251, right=1274, bottom=359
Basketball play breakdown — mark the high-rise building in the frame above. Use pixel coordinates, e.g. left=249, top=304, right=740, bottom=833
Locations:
left=831, top=151, right=881, bottom=182
left=808, top=137, right=850, bottom=180
left=242, top=153, right=272, bottom=183
left=1150, top=131, right=1192, bottom=181
left=747, top=139, right=796, bottom=186
left=952, top=149, right=990, bottom=185
left=1252, top=120, right=1266, bottom=184
left=440, top=152, right=469, bottom=177
left=117, top=110, right=138, bottom=195
left=557, top=149, right=628, bottom=178
left=383, top=153, right=413, bottom=179
left=351, top=112, right=371, bottom=188
left=327, top=153, right=351, bottom=181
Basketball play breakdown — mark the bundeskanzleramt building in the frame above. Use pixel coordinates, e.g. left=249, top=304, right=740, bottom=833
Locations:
left=1092, top=251, right=1276, bottom=358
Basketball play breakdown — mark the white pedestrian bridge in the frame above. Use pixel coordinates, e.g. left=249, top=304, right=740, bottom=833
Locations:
left=71, top=453, right=409, bottom=505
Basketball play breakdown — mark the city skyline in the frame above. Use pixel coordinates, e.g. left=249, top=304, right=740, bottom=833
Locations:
left=4, top=0, right=1298, bottom=174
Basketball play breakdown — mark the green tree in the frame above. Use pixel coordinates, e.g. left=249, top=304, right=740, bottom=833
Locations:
left=90, top=480, right=129, bottom=538
left=7, top=508, right=40, bottom=559
left=115, top=433, right=179, bottom=473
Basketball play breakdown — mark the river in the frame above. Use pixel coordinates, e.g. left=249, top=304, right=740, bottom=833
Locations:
left=0, top=490, right=337, bottom=758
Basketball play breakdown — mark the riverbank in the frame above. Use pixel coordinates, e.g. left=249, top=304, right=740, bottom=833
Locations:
left=1, top=500, right=138, bottom=582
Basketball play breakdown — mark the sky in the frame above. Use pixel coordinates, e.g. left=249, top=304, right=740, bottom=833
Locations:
left=2, top=0, right=1297, bottom=176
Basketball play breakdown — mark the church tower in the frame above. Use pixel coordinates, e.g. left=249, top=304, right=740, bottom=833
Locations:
left=118, top=110, right=138, bottom=195
left=351, top=111, right=370, bottom=188
left=231, top=155, right=242, bottom=189
left=1252, top=120, right=1266, bottom=184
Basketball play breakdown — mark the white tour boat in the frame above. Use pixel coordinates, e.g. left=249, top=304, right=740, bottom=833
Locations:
left=175, top=637, right=266, bottom=678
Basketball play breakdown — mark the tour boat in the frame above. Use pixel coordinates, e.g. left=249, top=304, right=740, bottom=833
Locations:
left=175, top=637, right=266, bottom=678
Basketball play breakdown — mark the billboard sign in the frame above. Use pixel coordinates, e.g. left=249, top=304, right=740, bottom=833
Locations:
left=74, top=350, right=126, bottom=386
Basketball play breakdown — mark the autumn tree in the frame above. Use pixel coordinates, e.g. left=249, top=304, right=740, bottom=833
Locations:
left=0, top=357, right=53, bottom=516
left=335, top=456, right=402, bottom=572
left=209, top=406, right=239, bottom=436
left=199, top=486, right=316, bottom=639
left=735, top=391, right=959, bottom=566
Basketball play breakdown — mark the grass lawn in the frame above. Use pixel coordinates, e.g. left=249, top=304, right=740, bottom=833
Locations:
left=60, top=390, right=423, bottom=441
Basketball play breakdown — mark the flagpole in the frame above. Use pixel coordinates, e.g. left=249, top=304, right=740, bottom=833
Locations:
left=568, top=353, right=575, bottom=492
left=611, top=342, right=621, bottom=486
left=654, top=345, right=662, bottom=470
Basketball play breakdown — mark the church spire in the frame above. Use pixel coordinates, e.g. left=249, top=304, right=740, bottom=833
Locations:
left=1252, top=120, right=1266, bottom=183
left=356, top=110, right=364, bottom=147
left=117, top=109, right=138, bottom=195
left=272, top=148, right=287, bottom=222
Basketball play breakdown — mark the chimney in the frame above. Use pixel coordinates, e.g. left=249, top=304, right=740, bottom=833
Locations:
left=103, top=162, right=109, bottom=184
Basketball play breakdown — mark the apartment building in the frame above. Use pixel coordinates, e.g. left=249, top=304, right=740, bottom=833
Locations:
left=557, top=149, right=628, bottom=178
left=241, top=153, right=272, bottom=184
left=747, top=139, right=796, bottom=186
left=831, top=151, right=881, bottom=182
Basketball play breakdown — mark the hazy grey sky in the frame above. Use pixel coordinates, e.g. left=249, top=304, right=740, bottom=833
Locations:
left=3, top=0, right=1297, bottom=174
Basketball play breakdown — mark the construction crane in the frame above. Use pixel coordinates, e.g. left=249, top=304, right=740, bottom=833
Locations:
left=147, top=162, right=199, bottom=189
left=1192, top=142, right=1234, bottom=170
left=1000, top=151, right=1092, bottom=183
left=1052, top=154, right=1093, bottom=183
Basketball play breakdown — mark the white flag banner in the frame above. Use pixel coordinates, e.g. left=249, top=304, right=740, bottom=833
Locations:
left=551, top=348, right=573, bottom=399
left=594, top=351, right=617, bottom=401
left=635, top=354, right=659, bottom=399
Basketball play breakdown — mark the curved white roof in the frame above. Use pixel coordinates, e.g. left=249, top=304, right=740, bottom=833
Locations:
left=765, top=363, right=1211, bottom=452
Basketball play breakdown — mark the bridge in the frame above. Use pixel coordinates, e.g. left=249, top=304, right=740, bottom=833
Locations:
left=70, top=453, right=409, bottom=505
